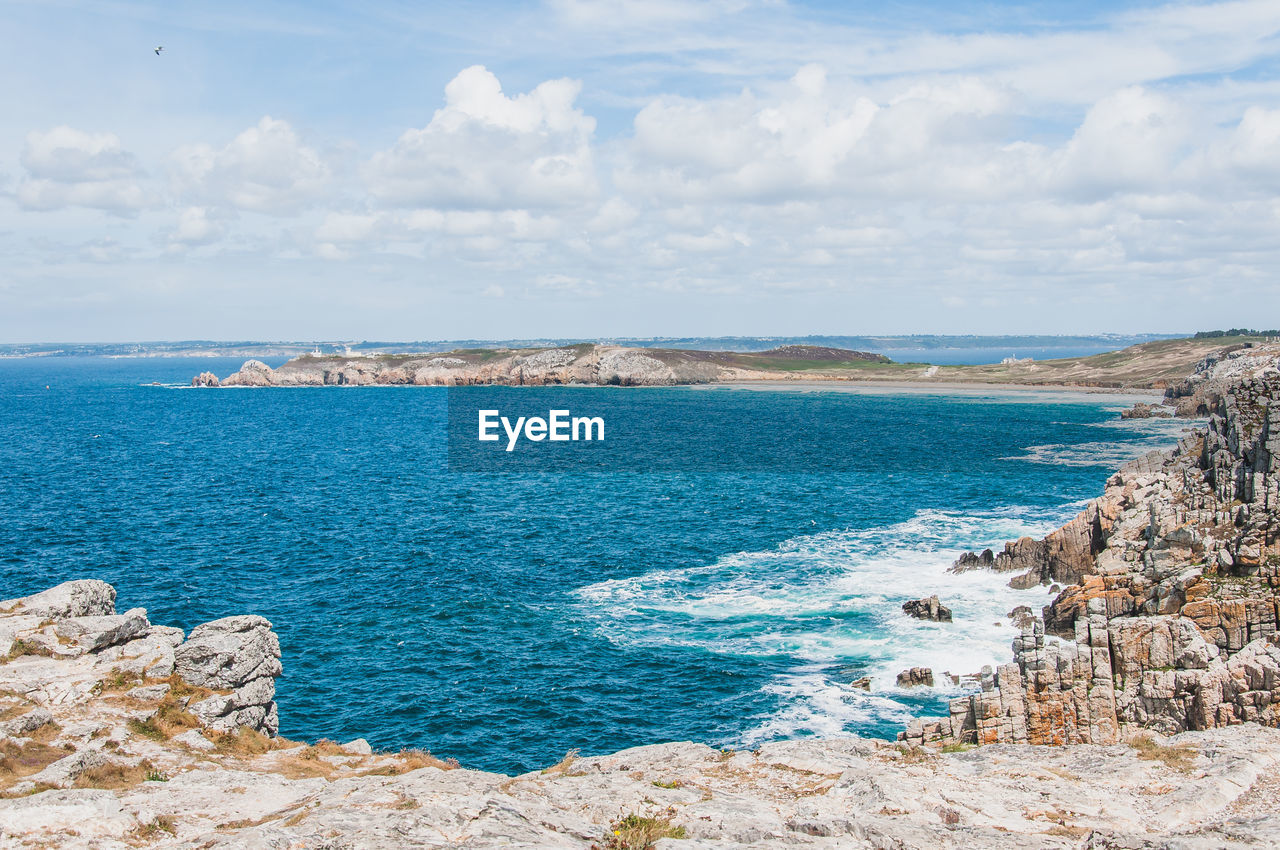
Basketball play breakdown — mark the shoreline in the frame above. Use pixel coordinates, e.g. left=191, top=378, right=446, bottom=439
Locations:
left=691, top=379, right=1166, bottom=397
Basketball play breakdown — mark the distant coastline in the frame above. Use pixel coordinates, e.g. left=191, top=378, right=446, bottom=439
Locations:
left=188, top=334, right=1273, bottom=393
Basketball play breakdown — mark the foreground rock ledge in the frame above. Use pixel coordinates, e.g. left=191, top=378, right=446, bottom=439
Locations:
left=3, top=581, right=1280, bottom=847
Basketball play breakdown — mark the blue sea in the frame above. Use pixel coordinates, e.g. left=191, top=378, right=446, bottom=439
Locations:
left=0, top=357, right=1191, bottom=773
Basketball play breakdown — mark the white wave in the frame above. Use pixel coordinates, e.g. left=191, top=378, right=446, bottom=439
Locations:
left=573, top=507, right=1066, bottom=742
left=1007, top=439, right=1179, bottom=467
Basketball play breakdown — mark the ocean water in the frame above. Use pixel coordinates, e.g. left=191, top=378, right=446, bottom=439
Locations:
left=0, top=357, right=1191, bottom=773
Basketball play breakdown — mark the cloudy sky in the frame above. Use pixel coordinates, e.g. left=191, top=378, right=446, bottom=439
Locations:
left=3, top=0, right=1280, bottom=342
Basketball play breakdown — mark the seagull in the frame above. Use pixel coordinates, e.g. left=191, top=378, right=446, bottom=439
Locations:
left=154, top=46, right=163, bottom=55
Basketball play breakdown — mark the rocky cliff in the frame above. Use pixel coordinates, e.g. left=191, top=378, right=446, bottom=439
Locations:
left=192, top=344, right=893, bottom=388
left=907, top=369, right=1280, bottom=752
left=3, top=580, right=1280, bottom=847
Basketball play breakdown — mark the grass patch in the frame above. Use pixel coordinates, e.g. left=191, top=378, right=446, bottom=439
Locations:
left=1129, top=734, right=1198, bottom=773
left=360, top=748, right=457, bottom=777
left=940, top=742, right=974, bottom=754
left=651, top=779, right=681, bottom=789
left=601, top=812, right=687, bottom=850
left=542, top=748, right=580, bottom=776
left=74, top=760, right=155, bottom=790
left=5, top=638, right=53, bottom=660
left=0, top=739, right=67, bottom=785
left=99, top=669, right=143, bottom=692
left=145, top=768, right=169, bottom=782
left=133, top=815, right=177, bottom=839
left=212, top=727, right=283, bottom=756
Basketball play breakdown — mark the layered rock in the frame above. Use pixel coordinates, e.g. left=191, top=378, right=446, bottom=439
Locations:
left=0, top=580, right=281, bottom=737
left=174, top=616, right=281, bottom=734
left=906, top=374, right=1280, bottom=749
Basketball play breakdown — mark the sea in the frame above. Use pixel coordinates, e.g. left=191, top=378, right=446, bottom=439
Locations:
left=0, top=356, right=1192, bottom=773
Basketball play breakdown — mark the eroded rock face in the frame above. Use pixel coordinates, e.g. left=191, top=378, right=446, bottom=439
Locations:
left=174, top=615, right=281, bottom=735
left=906, top=375, right=1280, bottom=749
left=0, top=582, right=281, bottom=738
left=0, top=580, right=116, bottom=620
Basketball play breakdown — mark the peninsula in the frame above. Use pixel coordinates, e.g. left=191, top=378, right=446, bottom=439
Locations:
left=193, top=334, right=1276, bottom=392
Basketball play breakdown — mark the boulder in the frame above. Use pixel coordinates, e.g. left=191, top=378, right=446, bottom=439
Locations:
left=0, top=580, right=116, bottom=620
left=902, top=595, right=952, bottom=622
left=54, top=608, right=149, bottom=652
left=191, top=371, right=221, bottom=387
left=175, top=615, right=282, bottom=735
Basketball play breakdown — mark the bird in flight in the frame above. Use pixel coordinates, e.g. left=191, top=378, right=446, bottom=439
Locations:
left=154, top=46, right=163, bottom=55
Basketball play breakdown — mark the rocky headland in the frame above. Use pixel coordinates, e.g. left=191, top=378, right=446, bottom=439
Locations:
left=192, top=336, right=1280, bottom=391
left=6, top=344, right=1280, bottom=847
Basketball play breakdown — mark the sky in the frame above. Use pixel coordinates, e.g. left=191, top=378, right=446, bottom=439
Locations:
left=2, top=0, right=1279, bottom=342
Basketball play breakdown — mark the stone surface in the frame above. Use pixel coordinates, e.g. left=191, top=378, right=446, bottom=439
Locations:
left=174, top=615, right=281, bottom=735
left=896, top=667, right=935, bottom=688
left=0, top=580, right=116, bottom=620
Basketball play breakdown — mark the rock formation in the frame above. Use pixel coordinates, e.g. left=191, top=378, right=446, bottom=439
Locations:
left=905, top=373, right=1280, bottom=750
left=4, top=582, right=1280, bottom=846
left=902, top=596, right=952, bottom=622
left=896, top=667, right=935, bottom=688
left=1120, top=401, right=1173, bottom=419
left=0, top=580, right=281, bottom=743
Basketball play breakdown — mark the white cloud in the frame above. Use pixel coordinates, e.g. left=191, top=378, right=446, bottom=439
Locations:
left=169, top=207, right=226, bottom=247
left=366, top=66, right=597, bottom=209
left=16, top=126, right=149, bottom=212
left=172, top=117, right=331, bottom=215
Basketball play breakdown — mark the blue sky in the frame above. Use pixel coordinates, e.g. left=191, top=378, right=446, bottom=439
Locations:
left=2, top=0, right=1280, bottom=341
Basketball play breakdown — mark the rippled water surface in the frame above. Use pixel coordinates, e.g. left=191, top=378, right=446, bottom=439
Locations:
left=0, top=357, right=1190, bottom=772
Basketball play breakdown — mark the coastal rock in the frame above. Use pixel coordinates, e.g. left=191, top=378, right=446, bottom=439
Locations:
left=191, top=371, right=220, bottom=387
left=1121, top=401, right=1173, bottom=419
left=901, top=595, right=952, bottom=622
left=905, top=373, right=1280, bottom=750
left=174, top=615, right=282, bottom=735
left=54, top=608, right=150, bottom=652
left=219, top=359, right=276, bottom=387
left=5, top=579, right=1280, bottom=846
left=0, top=580, right=116, bottom=620
left=896, top=667, right=934, bottom=688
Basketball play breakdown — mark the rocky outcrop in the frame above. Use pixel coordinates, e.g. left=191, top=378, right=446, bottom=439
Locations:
left=174, top=616, right=281, bottom=735
left=896, top=667, right=935, bottom=688
left=1163, top=343, right=1280, bottom=417
left=1121, top=401, right=1173, bottom=419
left=0, top=581, right=281, bottom=737
left=905, top=374, right=1280, bottom=749
left=901, top=596, right=952, bottom=622
left=6, top=581, right=1280, bottom=846
left=191, top=371, right=220, bottom=387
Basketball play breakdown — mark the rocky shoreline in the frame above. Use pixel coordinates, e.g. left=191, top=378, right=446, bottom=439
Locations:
left=190, top=336, right=1277, bottom=391
left=4, top=345, right=1280, bottom=847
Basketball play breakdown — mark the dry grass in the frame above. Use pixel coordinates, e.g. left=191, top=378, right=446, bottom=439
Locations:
left=0, top=739, right=67, bottom=785
left=5, top=638, right=53, bottom=660
left=599, top=811, right=687, bottom=850
left=127, top=695, right=202, bottom=742
left=211, top=727, right=285, bottom=756
left=132, top=815, right=177, bottom=840
left=360, top=748, right=458, bottom=777
left=541, top=748, right=580, bottom=776
left=73, top=760, right=155, bottom=790
left=99, top=669, right=143, bottom=693
left=1129, top=734, right=1198, bottom=773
